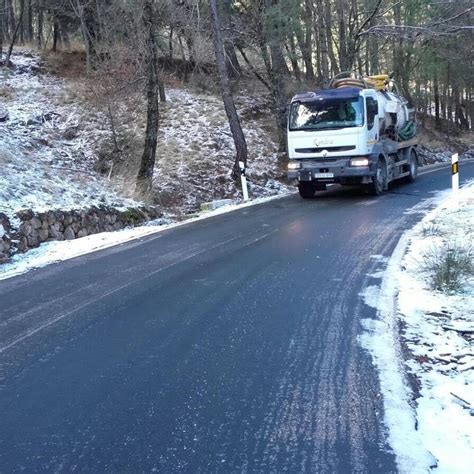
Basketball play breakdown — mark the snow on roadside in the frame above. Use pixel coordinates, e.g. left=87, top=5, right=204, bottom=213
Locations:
left=0, top=192, right=291, bottom=281
left=360, top=182, right=474, bottom=473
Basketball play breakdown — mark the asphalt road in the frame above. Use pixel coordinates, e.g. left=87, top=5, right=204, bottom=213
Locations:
left=1, top=162, right=473, bottom=473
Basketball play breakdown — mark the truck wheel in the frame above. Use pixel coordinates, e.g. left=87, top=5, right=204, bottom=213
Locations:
left=368, top=159, right=386, bottom=196
left=298, top=182, right=316, bottom=199
left=406, top=149, right=418, bottom=182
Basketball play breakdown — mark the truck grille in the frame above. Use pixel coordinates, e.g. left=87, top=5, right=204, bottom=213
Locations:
left=295, top=146, right=355, bottom=153
left=306, top=158, right=339, bottom=163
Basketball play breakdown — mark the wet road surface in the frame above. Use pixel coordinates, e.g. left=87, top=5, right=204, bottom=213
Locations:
left=1, top=162, right=473, bottom=472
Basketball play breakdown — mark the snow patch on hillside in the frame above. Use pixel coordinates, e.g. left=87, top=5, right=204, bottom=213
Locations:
left=1, top=50, right=289, bottom=228
left=152, top=88, right=289, bottom=212
left=0, top=51, right=139, bottom=226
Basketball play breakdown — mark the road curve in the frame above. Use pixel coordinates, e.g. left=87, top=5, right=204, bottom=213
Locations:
left=1, top=162, right=473, bottom=472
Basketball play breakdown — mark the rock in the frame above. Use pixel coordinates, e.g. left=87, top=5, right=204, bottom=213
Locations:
left=18, top=221, right=33, bottom=237
left=49, top=221, right=63, bottom=235
left=0, top=212, right=10, bottom=232
left=38, top=228, right=49, bottom=242
left=46, top=212, right=57, bottom=225
left=17, top=209, right=34, bottom=221
left=26, top=116, right=42, bottom=126
left=64, top=226, right=75, bottom=240
left=17, top=236, right=29, bottom=252
left=76, top=228, right=88, bottom=239
left=49, top=228, right=64, bottom=240
left=0, top=108, right=9, bottom=122
left=200, top=199, right=233, bottom=212
left=63, top=127, right=78, bottom=140
left=30, top=216, right=42, bottom=230
left=86, top=214, right=99, bottom=226
left=27, top=231, right=40, bottom=248
left=0, top=237, right=10, bottom=254
left=41, top=112, right=52, bottom=122
left=26, top=112, right=54, bottom=126
left=0, top=205, right=162, bottom=263
left=37, top=212, right=48, bottom=222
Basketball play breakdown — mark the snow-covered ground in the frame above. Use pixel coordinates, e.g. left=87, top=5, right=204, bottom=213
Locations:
left=361, top=182, right=474, bottom=473
left=1, top=49, right=289, bottom=224
left=154, top=88, right=289, bottom=212
left=0, top=51, right=140, bottom=227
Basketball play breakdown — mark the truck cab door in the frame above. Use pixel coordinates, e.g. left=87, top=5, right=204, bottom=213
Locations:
left=366, top=97, right=378, bottom=154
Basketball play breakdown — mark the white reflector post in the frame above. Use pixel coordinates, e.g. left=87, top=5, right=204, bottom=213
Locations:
left=239, top=161, right=249, bottom=202
left=452, top=153, right=459, bottom=192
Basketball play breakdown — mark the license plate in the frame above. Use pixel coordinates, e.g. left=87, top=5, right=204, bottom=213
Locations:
left=314, top=173, right=334, bottom=178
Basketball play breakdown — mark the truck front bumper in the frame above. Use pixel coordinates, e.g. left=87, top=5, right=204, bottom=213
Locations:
left=288, top=158, right=374, bottom=185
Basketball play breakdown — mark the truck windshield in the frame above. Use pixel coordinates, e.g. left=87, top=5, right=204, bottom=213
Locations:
left=289, top=97, right=364, bottom=131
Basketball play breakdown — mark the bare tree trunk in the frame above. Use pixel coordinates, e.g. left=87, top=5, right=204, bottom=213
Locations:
left=336, top=0, right=349, bottom=71
left=158, top=78, right=166, bottom=102
left=136, top=0, right=160, bottom=197
left=324, top=0, right=338, bottom=75
left=26, top=0, right=32, bottom=43
left=168, top=26, right=173, bottom=59
left=434, top=74, right=440, bottom=129
left=295, top=0, right=313, bottom=82
left=36, top=0, right=43, bottom=48
left=19, top=0, right=24, bottom=44
left=440, top=82, right=447, bottom=121
left=315, top=0, right=329, bottom=84
left=453, top=85, right=469, bottom=130
left=4, top=0, right=24, bottom=66
left=222, top=0, right=241, bottom=80
left=209, top=0, right=247, bottom=178
left=392, top=1, right=403, bottom=80
left=0, top=0, right=4, bottom=57
left=286, top=36, right=301, bottom=82
left=52, top=14, right=59, bottom=52
left=269, top=42, right=288, bottom=151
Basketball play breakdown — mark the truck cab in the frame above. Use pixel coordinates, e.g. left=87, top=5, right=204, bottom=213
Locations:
left=287, top=87, right=417, bottom=198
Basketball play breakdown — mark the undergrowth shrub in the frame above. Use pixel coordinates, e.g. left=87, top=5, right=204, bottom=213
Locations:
left=423, top=244, right=473, bottom=293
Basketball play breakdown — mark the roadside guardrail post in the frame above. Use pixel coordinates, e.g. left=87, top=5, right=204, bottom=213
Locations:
left=451, top=153, right=459, bottom=192
left=239, top=161, right=249, bottom=202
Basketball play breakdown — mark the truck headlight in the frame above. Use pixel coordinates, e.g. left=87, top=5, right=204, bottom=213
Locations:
left=288, top=161, right=301, bottom=170
left=350, top=158, right=370, bottom=167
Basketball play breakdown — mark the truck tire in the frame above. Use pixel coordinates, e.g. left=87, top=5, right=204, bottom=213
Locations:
left=367, top=159, right=386, bottom=196
left=406, top=149, right=418, bottom=183
left=298, top=182, right=316, bottom=199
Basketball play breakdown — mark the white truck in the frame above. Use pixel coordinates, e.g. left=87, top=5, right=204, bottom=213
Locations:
left=287, top=76, right=418, bottom=198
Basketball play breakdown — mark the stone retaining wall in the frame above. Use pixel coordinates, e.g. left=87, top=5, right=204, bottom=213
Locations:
left=0, top=205, right=161, bottom=264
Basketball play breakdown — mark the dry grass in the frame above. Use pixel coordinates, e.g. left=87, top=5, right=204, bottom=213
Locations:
left=423, top=244, right=473, bottom=294
left=41, top=50, right=87, bottom=79
left=418, top=116, right=474, bottom=153
left=0, top=85, right=15, bottom=101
